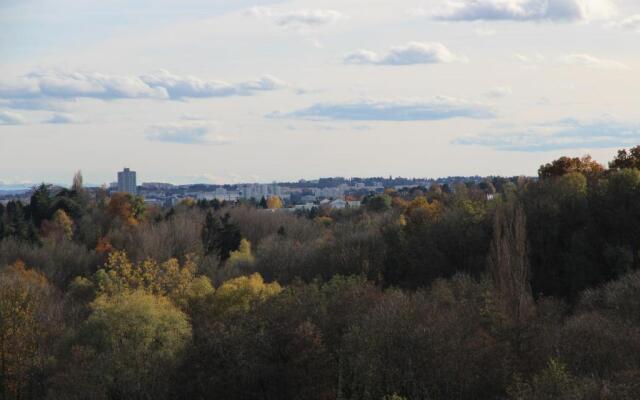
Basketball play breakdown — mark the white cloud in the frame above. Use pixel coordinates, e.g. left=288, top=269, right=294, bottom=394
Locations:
left=43, top=113, right=80, bottom=124
left=343, top=50, right=381, bottom=65
left=514, top=53, right=545, bottom=64
left=0, top=70, right=286, bottom=104
left=246, top=7, right=344, bottom=28
left=270, top=97, right=495, bottom=121
left=344, top=42, right=466, bottom=65
left=561, top=54, right=629, bottom=69
left=454, top=118, right=640, bottom=151
left=186, top=173, right=228, bottom=184
left=513, top=52, right=627, bottom=69
left=183, top=172, right=248, bottom=185
left=145, top=122, right=233, bottom=145
left=485, top=86, right=513, bottom=98
left=610, top=14, right=640, bottom=32
left=140, top=70, right=286, bottom=99
left=0, top=110, right=26, bottom=125
left=0, top=98, right=67, bottom=111
left=430, top=0, right=616, bottom=22
left=23, top=70, right=165, bottom=99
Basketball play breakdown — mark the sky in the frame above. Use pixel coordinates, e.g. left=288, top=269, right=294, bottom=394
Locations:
left=1, top=0, right=640, bottom=185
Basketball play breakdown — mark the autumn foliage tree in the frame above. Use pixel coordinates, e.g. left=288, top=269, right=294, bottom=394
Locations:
left=94, top=251, right=212, bottom=309
left=609, top=145, right=640, bottom=170
left=41, top=209, right=74, bottom=241
left=0, top=261, right=62, bottom=400
left=4, top=150, right=640, bottom=399
left=76, top=290, right=192, bottom=399
left=538, top=155, right=604, bottom=179
left=107, top=193, right=145, bottom=226
left=266, top=196, right=283, bottom=209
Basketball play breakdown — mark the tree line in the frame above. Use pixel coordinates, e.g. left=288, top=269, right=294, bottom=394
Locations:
left=2, top=148, right=640, bottom=399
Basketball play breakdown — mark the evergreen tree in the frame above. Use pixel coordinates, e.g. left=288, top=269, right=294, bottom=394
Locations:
left=202, top=211, right=222, bottom=256
left=29, top=184, right=52, bottom=227
left=219, top=213, right=242, bottom=261
left=201, top=211, right=242, bottom=261
left=6, top=201, right=29, bottom=241
left=0, top=204, right=5, bottom=240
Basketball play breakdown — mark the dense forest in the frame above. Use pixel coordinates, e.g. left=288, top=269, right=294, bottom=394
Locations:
left=2, top=147, right=640, bottom=400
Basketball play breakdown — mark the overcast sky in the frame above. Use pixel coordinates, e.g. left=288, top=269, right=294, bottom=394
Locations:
left=1, top=0, right=639, bottom=185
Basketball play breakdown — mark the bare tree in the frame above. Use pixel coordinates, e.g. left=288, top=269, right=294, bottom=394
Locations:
left=72, top=170, right=84, bottom=193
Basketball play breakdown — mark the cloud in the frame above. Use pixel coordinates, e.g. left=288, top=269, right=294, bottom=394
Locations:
left=344, top=42, right=466, bottom=65
left=485, top=86, right=513, bottom=98
left=246, top=7, right=344, bottom=28
left=513, top=53, right=628, bottom=69
left=270, top=97, right=495, bottom=121
left=0, top=98, right=65, bottom=111
left=0, top=110, right=26, bottom=125
left=6, top=70, right=167, bottom=100
left=145, top=122, right=233, bottom=145
left=454, top=119, right=640, bottom=151
left=561, top=54, right=630, bottom=70
left=182, top=172, right=247, bottom=185
left=140, top=70, right=286, bottom=99
left=0, top=70, right=286, bottom=105
left=43, top=113, right=79, bottom=124
left=514, top=53, right=545, bottom=64
left=610, top=14, right=640, bottom=32
left=429, top=0, right=616, bottom=22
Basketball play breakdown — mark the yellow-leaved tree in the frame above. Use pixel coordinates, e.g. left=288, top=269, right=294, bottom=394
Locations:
left=94, top=251, right=213, bottom=310
left=0, top=261, right=62, bottom=399
left=53, top=209, right=74, bottom=240
left=76, top=290, right=192, bottom=399
left=212, top=273, right=281, bottom=314
left=41, top=209, right=74, bottom=241
left=266, top=196, right=283, bottom=209
left=404, top=196, right=443, bottom=226
left=226, top=238, right=255, bottom=269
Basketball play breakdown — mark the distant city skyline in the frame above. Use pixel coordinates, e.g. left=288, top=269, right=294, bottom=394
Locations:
left=0, top=172, right=496, bottom=189
left=2, top=0, right=640, bottom=184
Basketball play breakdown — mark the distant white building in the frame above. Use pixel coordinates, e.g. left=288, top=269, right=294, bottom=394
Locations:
left=347, top=200, right=361, bottom=208
left=117, top=168, right=137, bottom=195
left=313, top=184, right=348, bottom=199
left=330, top=199, right=347, bottom=209
left=294, top=203, right=317, bottom=211
left=329, top=199, right=361, bottom=209
left=240, top=183, right=282, bottom=200
left=188, top=188, right=241, bottom=202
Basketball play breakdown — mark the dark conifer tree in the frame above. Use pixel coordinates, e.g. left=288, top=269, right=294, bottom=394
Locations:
left=29, top=183, right=52, bottom=227
left=202, top=211, right=222, bottom=256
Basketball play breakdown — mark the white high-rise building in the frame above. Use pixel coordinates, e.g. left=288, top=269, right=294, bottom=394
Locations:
left=117, top=167, right=137, bottom=195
